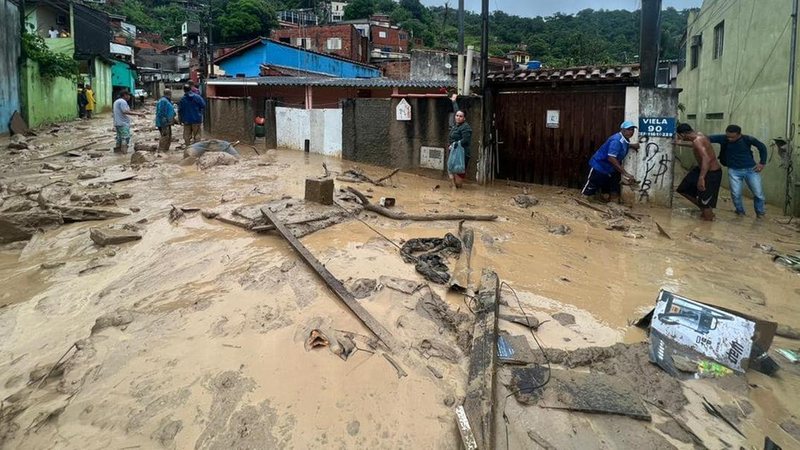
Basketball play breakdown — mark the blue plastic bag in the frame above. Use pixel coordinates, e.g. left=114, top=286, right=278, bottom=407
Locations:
left=447, top=141, right=465, bottom=174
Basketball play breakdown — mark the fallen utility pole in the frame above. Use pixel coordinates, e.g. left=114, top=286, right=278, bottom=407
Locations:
left=460, top=269, right=499, bottom=450
left=262, top=207, right=400, bottom=352
left=347, top=187, right=497, bottom=221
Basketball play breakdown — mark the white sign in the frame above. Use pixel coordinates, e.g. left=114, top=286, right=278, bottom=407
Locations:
left=420, top=146, right=445, bottom=170
left=396, top=98, right=411, bottom=121
left=546, top=110, right=560, bottom=128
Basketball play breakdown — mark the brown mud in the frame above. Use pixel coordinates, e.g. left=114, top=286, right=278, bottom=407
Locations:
left=1, top=111, right=799, bottom=449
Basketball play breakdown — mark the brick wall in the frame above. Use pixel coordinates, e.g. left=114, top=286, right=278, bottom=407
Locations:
left=271, top=24, right=367, bottom=63
left=377, top=60, right=410, bottom=80
left=370, top=25, right=409, bottom=53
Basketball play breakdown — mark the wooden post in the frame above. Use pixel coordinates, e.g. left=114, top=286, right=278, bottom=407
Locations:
left=262, top=207, right=400, bottom=352
left=461, top=269, right=499, bottom=450
left=305, top=85, right=313, bottom=110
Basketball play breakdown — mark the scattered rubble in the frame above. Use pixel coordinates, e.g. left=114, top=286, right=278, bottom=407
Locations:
left=89, top=227, right=142, bottom=246
left=130, top=151, right=154, bottom=166
left=197, top=152, right=238, bottom=170
left=513, top=194, right=539, bottom=208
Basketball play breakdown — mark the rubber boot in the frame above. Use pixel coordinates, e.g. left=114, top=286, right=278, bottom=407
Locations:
left=120, top=143, right=129, bottom=154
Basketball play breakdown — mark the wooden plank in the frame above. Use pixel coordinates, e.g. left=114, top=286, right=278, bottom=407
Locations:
left=461, top=269, right=499, bottom=450
left=449, top=226, right=474, bottom=292
left=34, top=141, right=98, bottom=160
left=262, top=207, right=400, bottom=352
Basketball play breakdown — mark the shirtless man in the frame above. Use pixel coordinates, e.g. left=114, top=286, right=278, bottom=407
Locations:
left=674, top=123, right=723, bottom=221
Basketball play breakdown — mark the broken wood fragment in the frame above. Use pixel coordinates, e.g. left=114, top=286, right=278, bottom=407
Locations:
left=262, top=207, right=399, bottom=351
left=449, top=226, right=474, bottom=292
left=574, top=197, right=609, bottom=214
left=655, top=221, right=672, bottom=240
left=34, top=141, right=98, bottom=160
left=461, top=269, right=499, bottom=450
left=347, top=187, right=497, bottom=222
left=382, top=353, right=407, bottom=378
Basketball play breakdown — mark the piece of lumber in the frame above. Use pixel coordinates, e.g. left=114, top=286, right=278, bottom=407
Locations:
left=376, top=168, right=401, bottom=183
left=449, top=226, right=474, bottom=292
left=347, top=187, right=497, bottom=222
left=461, top=269, right=500, bottom=450
left=455, top=405, right=479, bottom=450
left=655, top=221, right=673, bottom=240
left=262, top=207, right=399, bottom=351
left=34, top=141, right=98, bottom=160
left=574, top=197, right=609, bottom=214
left=382, top=353, right=408, bottom=378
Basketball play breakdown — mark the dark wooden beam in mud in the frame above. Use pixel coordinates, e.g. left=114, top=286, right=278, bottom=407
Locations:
left=34, top=140, right=99, bottom=160
left=347, top=187, right=498, bottom=222
left=261, top=207, right=400, bottom=352
left=461, top=269, right=499, bottom=450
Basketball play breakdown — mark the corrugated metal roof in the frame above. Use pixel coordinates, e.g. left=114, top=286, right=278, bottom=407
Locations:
left=207, top=76, right=456, bottom=89
left=489, top=64, right=640, bottom=84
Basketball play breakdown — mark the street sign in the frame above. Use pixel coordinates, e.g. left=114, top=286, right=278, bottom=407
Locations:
left=639, top=117, right=676, bottom=138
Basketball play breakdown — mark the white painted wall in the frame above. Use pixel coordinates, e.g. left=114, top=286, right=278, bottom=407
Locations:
left=276, top=107, right=342, bottom=157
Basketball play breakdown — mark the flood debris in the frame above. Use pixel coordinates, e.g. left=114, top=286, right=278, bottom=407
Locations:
left=513, top=194, right=539, bottom=208
left=511, top=367, right=652, bottom=421
left=347, top=187, right=498, bottom=222
left=197, top=152, right=239, bottom=170
left=449, top=226, right=474, bottom=292
left=499, top=314, right=540, bottom=330
left=382, top=353, right=408, bottom=378
left=182, top=139, right=240, bottom=162
left=130, top=151, right=154, bottom=166
left=347, top=278, right=378, bottom=299
left=460, top=270, right=500, bottom=450
left=337, top=167, right=400, bottom=186
left=642, top=290, right=778, bottom=377
left=777, top=324, right=800, bottom=340
left=91, top=310, right=135, bottom=334
left=263, top=207, right=399, bottom=351
left=89, top=227, right=142, bottom=246
left=548, top=224, right=571, bottom=235
left=400, top=234, right=462, bottom=284
left=655, top=221, right=673, bottom=239
left=379, top=275, right=422, bottom=294
left=304, top=177, right=334, bottom=205
left=497, top=332, right=537, bottom=365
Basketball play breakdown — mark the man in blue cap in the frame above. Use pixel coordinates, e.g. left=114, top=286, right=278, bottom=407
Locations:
left=581, top=121, right=640, bottom=202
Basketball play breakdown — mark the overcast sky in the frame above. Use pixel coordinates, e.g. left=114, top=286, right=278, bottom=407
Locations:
left=419, top=0, right=703, bottom=17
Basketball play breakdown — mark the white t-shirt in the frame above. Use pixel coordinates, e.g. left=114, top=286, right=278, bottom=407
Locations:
left=48, top=29, right=59, bottom=38
left=113, top=98, right=131, bottom=127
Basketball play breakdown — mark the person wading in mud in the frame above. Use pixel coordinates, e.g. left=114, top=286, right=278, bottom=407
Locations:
left=155, top=89, right=176, bottom=152
left=674, top=123, right=723, bottom=221
left=112, top=90, right=145, bottom=154
left=449, top=93, right=472, bottom=188
left=581, top=121, right=640, bottom=203
left=179, top=84, right=206, bottom=147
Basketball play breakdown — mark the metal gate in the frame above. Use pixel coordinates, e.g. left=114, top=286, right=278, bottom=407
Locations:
left=494, top=86, right=626, bottom=188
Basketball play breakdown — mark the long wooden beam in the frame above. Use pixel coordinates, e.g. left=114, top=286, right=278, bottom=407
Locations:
left=461, top=269, right=499, bottom=449
left=262, top=207, right=400, bottom=352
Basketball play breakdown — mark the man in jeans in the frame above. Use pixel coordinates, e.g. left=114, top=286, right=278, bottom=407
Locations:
left=112, top=90, right=145, bottom=153
left=709, top=125, right=768, bottom=217
left=178, top=84, right=205, bottom=146
left=155, top=89, right=176, bottom=152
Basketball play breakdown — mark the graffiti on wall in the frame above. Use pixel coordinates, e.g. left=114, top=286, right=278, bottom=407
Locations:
left=638, top=139, right=671, bottom=202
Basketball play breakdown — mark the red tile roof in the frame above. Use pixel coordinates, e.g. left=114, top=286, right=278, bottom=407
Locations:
left=489, top=64, right=640, bottom=84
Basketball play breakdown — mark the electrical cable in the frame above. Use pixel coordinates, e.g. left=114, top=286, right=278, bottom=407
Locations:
left=498, top=280, right=551, bottom=450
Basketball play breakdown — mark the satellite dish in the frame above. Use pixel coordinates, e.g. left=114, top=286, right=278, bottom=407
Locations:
left=444, top=63, right=452, bottom=69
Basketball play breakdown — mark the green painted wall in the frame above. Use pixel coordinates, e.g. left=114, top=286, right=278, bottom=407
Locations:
left=92, top=59, right=113, bottom=112
left=21, top=59, right=76, bottom=127
left=677, top=0, right=799, bottom=213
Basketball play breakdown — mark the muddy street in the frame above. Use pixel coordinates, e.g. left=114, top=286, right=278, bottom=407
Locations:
left=1, top=112, right=800, bottom=449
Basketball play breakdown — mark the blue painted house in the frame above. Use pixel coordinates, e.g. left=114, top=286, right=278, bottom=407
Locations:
left=216, top=38, right=381, bottom=79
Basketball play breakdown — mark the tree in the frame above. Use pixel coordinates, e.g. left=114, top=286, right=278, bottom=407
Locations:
left=216, top=0, right=278, bottom=42
left=343, top=0, right=375, bottom=20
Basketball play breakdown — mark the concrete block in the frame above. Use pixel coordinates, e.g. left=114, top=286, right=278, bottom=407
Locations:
left=305, top=178, right=334, bottom=205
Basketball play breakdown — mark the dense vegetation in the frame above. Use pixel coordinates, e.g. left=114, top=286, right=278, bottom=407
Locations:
left=102, top=0, right=693, bottom=66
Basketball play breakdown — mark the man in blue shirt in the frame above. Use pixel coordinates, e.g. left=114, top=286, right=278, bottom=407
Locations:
left=581, top=121, right=640, bottom=202
left=178, top=84, right=206, bottom=147
left=708, top=124, right=768, bottom=217
left=155, top=89, right=176, bottom=152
